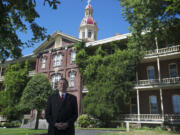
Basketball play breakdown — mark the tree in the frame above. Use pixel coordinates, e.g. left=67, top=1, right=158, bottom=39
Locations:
left=119, top=0, right=180, bottom=52
left=75, top=42, right=141, bottom=127
left=165, top=0, right=180, bottom=14
left=0, top=0, right=60, bottom=62
left=19, top=74, right=53, bottom=129
left=0, top=61, right=29, bottom=121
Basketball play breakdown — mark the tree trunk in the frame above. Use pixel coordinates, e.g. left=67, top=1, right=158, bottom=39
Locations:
left=35, top=110, right=40, bottom=130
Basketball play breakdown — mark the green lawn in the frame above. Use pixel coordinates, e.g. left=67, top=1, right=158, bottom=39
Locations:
left=0, top=128, right=47, bottom=135
left=0, top=128, right=180, bottom=135
left=97, top=130, right=180, bottom=135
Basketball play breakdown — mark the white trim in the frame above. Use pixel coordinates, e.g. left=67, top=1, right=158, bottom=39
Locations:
left=85, top=33, right=131, bottom=47
left=34, top=31, right=81, bottom=54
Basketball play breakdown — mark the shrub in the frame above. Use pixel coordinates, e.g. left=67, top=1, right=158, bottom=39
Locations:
left=3, top=121, right=21, bottom=128
left=154, top=126, right=164, bottom=131
left=77, top=114, right=91, bottom=128
left=77, top=114, right=103, bottom=128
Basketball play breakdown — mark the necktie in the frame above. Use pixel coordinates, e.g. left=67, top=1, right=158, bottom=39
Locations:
left=60, top=94, right=64, bottom=101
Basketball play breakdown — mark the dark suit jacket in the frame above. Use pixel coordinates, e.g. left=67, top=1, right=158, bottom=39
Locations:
left=45, top=92, right=78, bottom=135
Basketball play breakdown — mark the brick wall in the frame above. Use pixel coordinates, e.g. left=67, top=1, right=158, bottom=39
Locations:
left=137, top=58, right=180, bottom=80
left=35, top=41, right=82, bottom=114
left=138, top=89, right=180, bottom=114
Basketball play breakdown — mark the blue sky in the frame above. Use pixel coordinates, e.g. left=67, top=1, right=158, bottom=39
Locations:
left=22, top=0, right=130, bottom=55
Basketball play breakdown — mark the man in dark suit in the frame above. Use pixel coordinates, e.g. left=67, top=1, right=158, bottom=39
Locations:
left=45, top=78, right=78, bottom=135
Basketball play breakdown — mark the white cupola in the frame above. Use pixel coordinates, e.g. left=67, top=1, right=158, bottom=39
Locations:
left=79, top=1, right=98, bottom=42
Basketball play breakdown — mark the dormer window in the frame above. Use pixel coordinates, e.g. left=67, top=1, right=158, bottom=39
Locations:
left=41, top=57, right=46, bottom=69
left=53, top=54, right=62, bottom=67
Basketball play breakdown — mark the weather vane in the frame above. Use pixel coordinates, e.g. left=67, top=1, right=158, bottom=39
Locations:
left=88, top=0, right=91, bottom=5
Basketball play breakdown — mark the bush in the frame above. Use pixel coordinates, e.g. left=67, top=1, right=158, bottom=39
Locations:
left=77, top=114, right=91, bottom=128
left=77, top=114, right=103, bottom=128
left=2, top=121, right=21, bottom=128
left=155, top=126, right=164, bottom=131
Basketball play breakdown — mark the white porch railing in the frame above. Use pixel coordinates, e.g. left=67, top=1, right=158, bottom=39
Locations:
left=164, top=114, right=180, bottom=122
left=162, top=77, right=180, bottom=84
left=145, top=45, right=180, bottom=57
left=29, top=70, right=37, bottom=77
left=0, top=76, right=4, bottom=82
left=135, top=79, right=159, bottom=86
left=135, top=77, right=180, bottom=86
left=119, top=114, right=180, bottom=122
left=119, top=114, right=163, bottom=121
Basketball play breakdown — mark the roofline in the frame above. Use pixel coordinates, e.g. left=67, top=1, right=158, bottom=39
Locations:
left=0, top=54, right=36, bottom=67
left=85, top=33, right=131, bottom=47
left=34, top=31, right=81, bottom=54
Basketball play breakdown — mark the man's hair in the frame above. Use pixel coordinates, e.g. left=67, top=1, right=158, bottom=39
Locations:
left=59, top=78, right=68, bottom=88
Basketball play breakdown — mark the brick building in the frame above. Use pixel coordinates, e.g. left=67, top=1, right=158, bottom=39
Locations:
left=0, top=2, right=180, bottom=128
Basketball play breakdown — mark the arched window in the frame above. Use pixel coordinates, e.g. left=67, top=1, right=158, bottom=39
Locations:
left=69, top=72, right=75, bottom=88
left=53, top=54, right=62, bottom=67
left=172, top=95, right=180, bottom=113
left=51, top=74, right=61, bottom=90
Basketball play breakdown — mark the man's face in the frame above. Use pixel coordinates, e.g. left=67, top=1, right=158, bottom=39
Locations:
left=58, top=80, right=67, bottom=93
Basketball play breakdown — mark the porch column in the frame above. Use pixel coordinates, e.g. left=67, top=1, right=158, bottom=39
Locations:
left=136, top=89, right=140, bottom=121
left=160, top=88, right=164, bottom=121
left=155, top=37, right=164, bottom=121
left=136, top=71, right=140, bottom=121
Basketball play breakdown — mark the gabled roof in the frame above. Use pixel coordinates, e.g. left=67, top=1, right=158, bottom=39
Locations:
left=33, top=31, right=81, bottom=54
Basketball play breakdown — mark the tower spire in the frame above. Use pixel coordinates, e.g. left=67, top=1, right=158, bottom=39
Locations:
left=88, top=0, right=91, bottom=5
left=79, top=1, right=98, bottom=42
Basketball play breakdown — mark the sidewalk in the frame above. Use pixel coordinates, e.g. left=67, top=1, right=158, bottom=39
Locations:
left=75, top=129, right=120, bottom=135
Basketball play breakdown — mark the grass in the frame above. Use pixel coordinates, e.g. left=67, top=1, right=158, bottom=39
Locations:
left=97, top=129, right=180, bottom=135
left=0, top=127, right=180, bottom=135
left=76, top=127, right=125, bottom=130
left=0, top=128, right=47, bottom=135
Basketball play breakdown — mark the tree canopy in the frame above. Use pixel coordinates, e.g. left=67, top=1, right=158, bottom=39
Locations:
left=0, top=0, right=60, bottom=62
left=119, top=0, right=180, bottom=50
left=0, top=61, right=29, bottom=120
left=19, top=73, right=53, bottom=129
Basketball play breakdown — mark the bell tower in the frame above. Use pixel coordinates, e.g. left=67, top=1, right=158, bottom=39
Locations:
left=79, top=0, right=98, bottom=42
